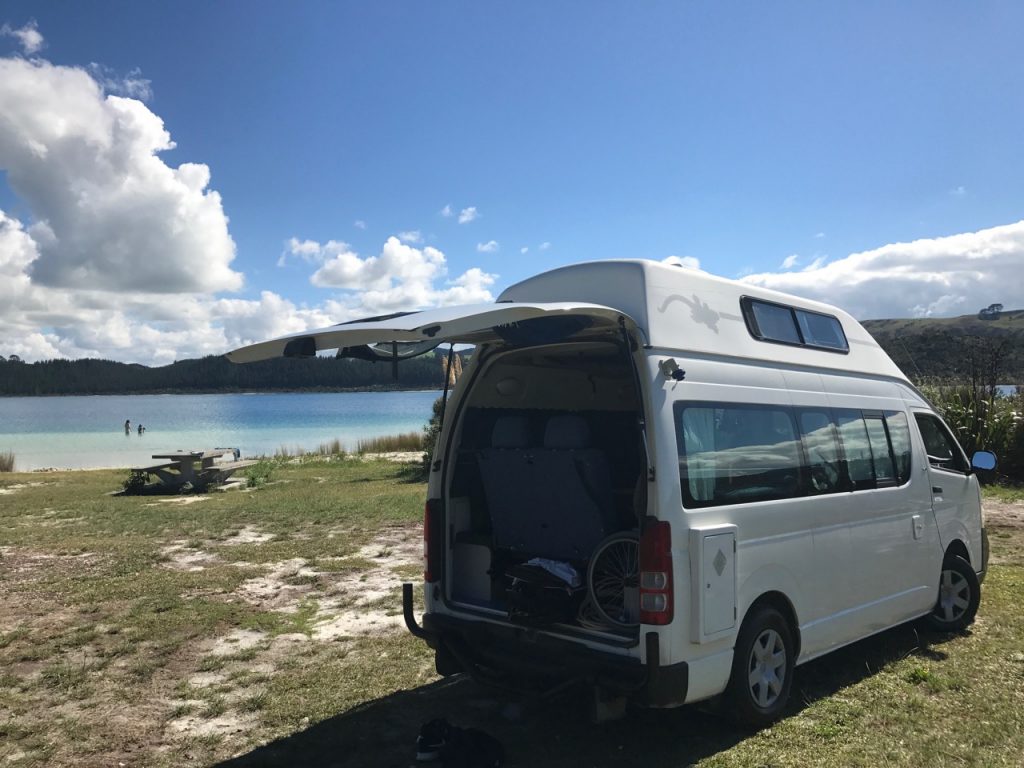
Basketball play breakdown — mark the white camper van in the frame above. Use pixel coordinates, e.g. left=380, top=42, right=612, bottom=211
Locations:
left=228, top=259, right=993, bottom=725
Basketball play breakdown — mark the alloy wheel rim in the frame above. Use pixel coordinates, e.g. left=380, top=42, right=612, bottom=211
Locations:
left=747, top=628, right=787, bottom=708
left=937, top=568, right=971, bottom=623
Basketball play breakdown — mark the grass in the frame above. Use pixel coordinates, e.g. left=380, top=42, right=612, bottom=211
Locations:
left=0, top=450, right=14, bottom=472
left=982, top=482, right=1024, bottom=503
left=0, top=467, right=1022, bottom=766
left=355, top=431, right=424, bottom=453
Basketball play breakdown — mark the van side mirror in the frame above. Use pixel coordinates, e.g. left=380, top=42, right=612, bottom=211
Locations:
left=971, top=451, right=997, bottom=472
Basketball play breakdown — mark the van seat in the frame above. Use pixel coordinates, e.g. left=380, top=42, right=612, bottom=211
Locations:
left=532, top=414, right=615, bottom=558
left=477, top=416, right=539, bottom=554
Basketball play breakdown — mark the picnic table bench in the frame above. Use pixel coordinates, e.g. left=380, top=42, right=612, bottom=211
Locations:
left=129, top=449, right=255, bottom=491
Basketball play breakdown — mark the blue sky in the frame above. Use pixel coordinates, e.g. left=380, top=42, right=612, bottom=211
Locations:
left=1, top=3, right=1023, bottom=363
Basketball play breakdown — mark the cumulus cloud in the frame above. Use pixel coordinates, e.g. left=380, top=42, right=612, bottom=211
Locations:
left=440, top=204, right=453, bottom=218
left=87, top=63, right=153, bottom=101
left=662, top=255, right=701, bottom=270
left=0, top=56, right=241, bottom=293
left=476, top=240, right=499, bottom=253
left=397, top=230, right=423, bottom=244
left=458, top=206, right=478, bottom=224
left=1, top=20, right=43, bottom=54
left=292, top=235, right=497, bottom=314
left=741, top=220, right=1024, bottom=319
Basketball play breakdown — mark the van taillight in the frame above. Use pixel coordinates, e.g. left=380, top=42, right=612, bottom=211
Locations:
left=424, top=499, right=442, bottom=583
left=639, top=520, right=673, bottom=625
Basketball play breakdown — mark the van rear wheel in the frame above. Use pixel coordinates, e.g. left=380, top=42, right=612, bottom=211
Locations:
left=725, top=605, right=795, bottom=728
left=926, top=555, right=979, bottom=632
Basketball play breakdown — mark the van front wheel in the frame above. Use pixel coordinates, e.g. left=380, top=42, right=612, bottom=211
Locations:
left=926, top=555, right=980, bottom=632
left=725, top=605, right=795, bottom=728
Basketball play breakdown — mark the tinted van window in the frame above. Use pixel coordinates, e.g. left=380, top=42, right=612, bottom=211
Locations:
left=798, top=410, right=845, bottom=494
left=834, top=409, right=875, bottom=490
left=885, top=410, right=912, bottom=483
left=864, top=415, right=897, bottom=486
left=914, top=413, right=969, bottom=473
left=676, top=403, right=802, bottom=508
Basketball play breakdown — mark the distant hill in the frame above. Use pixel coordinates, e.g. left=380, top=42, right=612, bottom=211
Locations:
left=863, top=309, right=1024, bottom=382
left=0, top=352, right=453, bottom=396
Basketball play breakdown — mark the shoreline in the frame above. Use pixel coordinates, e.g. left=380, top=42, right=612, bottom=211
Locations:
left=5, top=451, right=424, bottom=474
left=0, top=386, right=443, bottom=399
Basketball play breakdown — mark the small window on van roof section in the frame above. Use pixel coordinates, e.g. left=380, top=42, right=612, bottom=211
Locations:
left=750, top=301, right=801, bottom=344
left=741, top=297, right=849, bottom=353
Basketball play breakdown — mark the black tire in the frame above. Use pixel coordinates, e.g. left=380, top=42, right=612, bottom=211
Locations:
left=725, top=605, right=795, bottom=728
left=925, top=554, right=980, bottom=632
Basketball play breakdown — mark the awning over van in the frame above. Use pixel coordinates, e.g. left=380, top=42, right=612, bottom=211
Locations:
left=225, top=302, right=635, bottom=363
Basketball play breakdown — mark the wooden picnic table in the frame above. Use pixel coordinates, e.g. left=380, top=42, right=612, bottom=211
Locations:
left=149, top=449, right=237, bottom=483
left=130, top=449, right=254, bottom=490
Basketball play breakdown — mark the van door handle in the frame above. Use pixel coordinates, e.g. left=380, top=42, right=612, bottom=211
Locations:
left=932, top=486, right=943, bottom=494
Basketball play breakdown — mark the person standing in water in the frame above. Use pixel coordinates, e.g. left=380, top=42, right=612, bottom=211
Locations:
left=124, top=419, right=131, bottom=435
left=137, top=423, right=145, bottom=435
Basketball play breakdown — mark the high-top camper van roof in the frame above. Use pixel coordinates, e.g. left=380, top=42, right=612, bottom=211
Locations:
left=499, top=260, right=908, bottom=383
left=226, top=259, right=907, bottom=384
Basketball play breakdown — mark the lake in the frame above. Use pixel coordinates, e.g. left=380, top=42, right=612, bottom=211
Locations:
left=0, top=391, right=441, bottom=471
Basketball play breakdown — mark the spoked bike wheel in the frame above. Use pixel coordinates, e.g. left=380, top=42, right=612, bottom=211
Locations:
left=586, top=532, right=640, bottom=628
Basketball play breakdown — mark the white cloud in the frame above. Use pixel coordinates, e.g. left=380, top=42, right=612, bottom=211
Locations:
left=662, top=255, right=701, bottom=270
left=950, top=185, right=967, bottom=197
left=780, top=254, right=800, bottom=269
left=354, top=219, right=367, bottom=229
left=520, top=246, right=528, bottom=254
left=476, top=240, right=499, bottom=253
left=458, top=206, right=478, bottom=224
left=742, top=220, right=1024, bottom=319
left=1, top=20, right=43, bottom=54
left=538, top=241, right=551, bottom=251
left=0, top=55, right=241, bottom=294
left=299, top=235, right=497, bottom=314
left=814, top=231, right=826, bottom=239
left=278, top=237, right=331, bottom=267
left=440, top=204, right=453, bottom=218
left=87, top=63, right=152, bottom=101
left=397, top=230, right=423, bottom=244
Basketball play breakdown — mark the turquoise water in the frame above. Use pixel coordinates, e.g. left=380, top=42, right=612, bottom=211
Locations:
left=0, top=391, right=441, bottom=471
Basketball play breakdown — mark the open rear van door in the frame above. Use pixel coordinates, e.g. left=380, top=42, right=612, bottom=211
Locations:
left=225, top=302, right=641, bottom=363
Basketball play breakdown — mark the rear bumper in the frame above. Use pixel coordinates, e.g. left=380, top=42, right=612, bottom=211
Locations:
left=403, top=583, right=688, bottom=706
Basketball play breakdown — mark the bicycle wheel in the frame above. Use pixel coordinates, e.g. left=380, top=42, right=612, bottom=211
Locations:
left=587, top=532, right=640, bottom=628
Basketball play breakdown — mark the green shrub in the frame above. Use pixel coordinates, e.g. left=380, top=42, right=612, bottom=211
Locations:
left=420, top=396, right=445, bottom=477
left=920, top=384, right=1023, bottom=483
left=244, top=460, right=275, bottom=489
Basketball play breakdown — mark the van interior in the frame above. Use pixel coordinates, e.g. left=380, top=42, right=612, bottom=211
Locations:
left=444, top=340, right=646, bottom=640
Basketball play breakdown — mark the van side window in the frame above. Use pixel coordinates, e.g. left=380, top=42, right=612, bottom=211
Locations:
left=750, top=302, right=801, bottom=344
left=863, top=414, right=897, bottom=487
left=797, top=410, right=846, bottom=494
left=834, top=409, right=876, bottom=490
left=676, top=403, right=802, bottom=508
left=914, top=413, right=969, bottom=473
left=884, top=410, right=912, bottom=483
left=740, top=297, right=849, bottom=353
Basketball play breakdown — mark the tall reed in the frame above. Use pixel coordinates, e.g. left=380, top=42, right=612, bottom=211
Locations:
left=0, top=450, right=14, bottom=472
left=356, top=432, right=424, bottom=453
